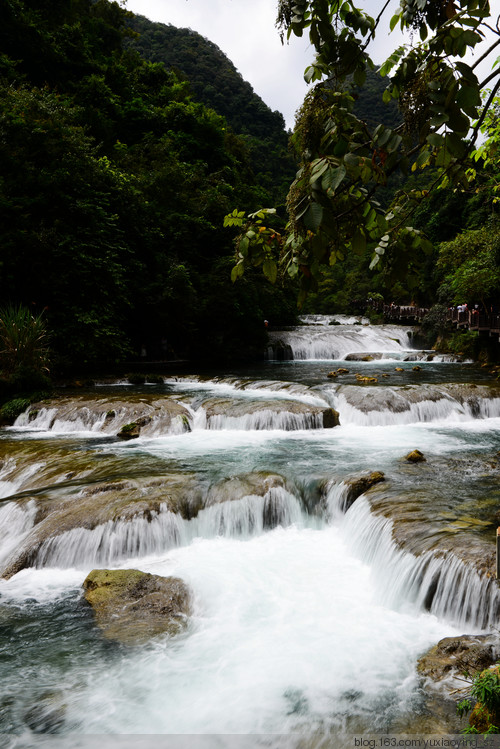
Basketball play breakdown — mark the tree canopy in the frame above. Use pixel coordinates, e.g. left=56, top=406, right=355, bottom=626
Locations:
left=0, top=0, right=299, bottom=371
left=227, top=0, right=500, bottom=304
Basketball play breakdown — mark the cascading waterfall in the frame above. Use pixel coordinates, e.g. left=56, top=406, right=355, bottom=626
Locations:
left=329, top=385, right=500, bottom=426
left=22, top=487, right=306, bottom=571
left=266, top=322, right=415, bottom=360
left=2, top=315, right=500, bottom=739
left=338, top=495, right=500, bottom=631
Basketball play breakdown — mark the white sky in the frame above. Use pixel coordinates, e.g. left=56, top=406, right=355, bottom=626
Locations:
left=123, top=0, right=498, bottom=131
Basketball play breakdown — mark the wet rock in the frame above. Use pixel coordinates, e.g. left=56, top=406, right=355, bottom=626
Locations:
left=83, top=568, right=191, bottom=645
left=206, top=472, right=288, bottom=506
left=202, top=397, right=332, bottom=430
left=405, top=449, right=426, bottom=463
left=342, top=471, right=385, bottom=511
left=418, top=634, right=500, bottom=682
left=345, top=353, right=381, bottom=361
left=322, top=408, right=340, bottom=428
left=117, top=422, right=141, bottom=440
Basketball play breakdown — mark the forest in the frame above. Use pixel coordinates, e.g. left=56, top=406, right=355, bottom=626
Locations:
left=0, top=0, right=500, bottom=391
left=0, top=0, right=298, bottom=385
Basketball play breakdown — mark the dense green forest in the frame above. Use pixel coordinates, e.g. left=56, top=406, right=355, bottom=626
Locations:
left=126, top=14, right=297, bottom=205
left=0, top=0, right=298, bottom=378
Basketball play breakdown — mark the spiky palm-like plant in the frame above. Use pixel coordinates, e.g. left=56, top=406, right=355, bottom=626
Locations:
left=0, top=305, right=50, bottom=376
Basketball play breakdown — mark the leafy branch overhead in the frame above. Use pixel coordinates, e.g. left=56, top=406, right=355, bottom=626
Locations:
left=225, top=0, right=500, bottom=300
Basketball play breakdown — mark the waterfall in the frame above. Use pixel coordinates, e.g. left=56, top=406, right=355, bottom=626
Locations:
left=329, top=385, right=500, bottom=426
left=266, top=323, right=415, bottom=360
left=340, top=495, right=500, bottom=631
left=26, top=488, right=306, bottom=570
left=0, top=500, right=38, bottom=568
left=204, top=409, right=324, bottom=431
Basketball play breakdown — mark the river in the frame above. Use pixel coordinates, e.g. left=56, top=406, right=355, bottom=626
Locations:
left=1, top=316, right=500, bottom=747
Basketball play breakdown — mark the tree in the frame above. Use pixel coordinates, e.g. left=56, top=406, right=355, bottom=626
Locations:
left=227, top=0, right=500, bottom=303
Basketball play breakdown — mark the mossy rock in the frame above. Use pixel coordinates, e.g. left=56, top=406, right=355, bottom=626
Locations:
left=118, top=422, right=140, bottom=439
left=323, top=408, right=340, bottom=428
left=405, top=449, right=426, bottom=463
left=83, top=568, right=192, bottom=645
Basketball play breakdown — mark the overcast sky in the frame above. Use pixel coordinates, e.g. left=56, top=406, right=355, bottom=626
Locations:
left=123, top=0, right=496, bottom=131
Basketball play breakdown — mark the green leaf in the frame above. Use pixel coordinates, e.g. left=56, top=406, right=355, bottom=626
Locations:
left=303, top=202, right=323, bottom=231
left=351, top=229, right=366, bottom=255
left=231, top=262, right=244, bottom=282
left=457, top=85, right=481, bottom=110
left=323, top=164, right=346, bottom=192
left=427, top=132, right=444, bottom=147
left=262, top=259, right=278, bottom=284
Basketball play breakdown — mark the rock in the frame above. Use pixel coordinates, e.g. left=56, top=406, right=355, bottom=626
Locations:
left=322, top=408, right=340, bottom=428
left=405, top=449, right=426, bottom=463
left=83, top=568, right=191, bottom=644
left=0, top=473, right=203, bottom=579
left=118, top=422, right=141, bottom=439
left=418, top=634, right=500, bottom=682
left=413, top=365, right=421, bottom=371
left=345, top=353, right=381, bottom=361
left=23, top=395, right=191, bottom=437
left=202, top=397, right=336, bottom=430
left=327, top=371, right=338, bottom=378
left=395, top=367, right=404, bottom=372
left=206, top=472, right=288, bottom=506
left=355, top=374, right=378, bottom=384
left=342, top=471, right=385, bottom=511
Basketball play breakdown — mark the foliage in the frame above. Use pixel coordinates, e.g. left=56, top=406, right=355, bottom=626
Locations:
left=0, top=398, right=31, bottom=424
left=226, top=0, right=500, bottom=302
left=125, top=14, right=297, bottom=206
left=0, top=0, right=298, bottom=369
left=457, top=666, right=500, bottom=734
left=436, top=223, right=500, bottom=310
left=0, top=305, right=50, bottom=377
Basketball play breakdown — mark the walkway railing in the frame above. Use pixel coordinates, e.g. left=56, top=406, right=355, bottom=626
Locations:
left=446, top=309, right=500, bottom=337
left=371, top=303, right=429, bottom=323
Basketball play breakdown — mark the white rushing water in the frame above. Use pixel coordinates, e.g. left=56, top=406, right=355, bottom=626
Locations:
left=1, top=316, right=499, bottom=744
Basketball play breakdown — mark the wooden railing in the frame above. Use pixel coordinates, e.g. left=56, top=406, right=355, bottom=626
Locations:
left=446, top=309, right=500, bottom=336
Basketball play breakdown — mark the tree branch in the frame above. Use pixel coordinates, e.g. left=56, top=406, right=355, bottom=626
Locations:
left=471, top=36, right=500, bottom=70
left=470, top=76, right=500, bottom=147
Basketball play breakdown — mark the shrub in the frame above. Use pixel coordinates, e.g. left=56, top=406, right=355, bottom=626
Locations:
left=0, top=305, right=50, bottom=377
left=0, top=397, right=31, bottom=424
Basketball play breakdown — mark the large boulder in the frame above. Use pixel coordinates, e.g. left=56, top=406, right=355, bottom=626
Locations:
left=83, top=568, right=191, bottom=644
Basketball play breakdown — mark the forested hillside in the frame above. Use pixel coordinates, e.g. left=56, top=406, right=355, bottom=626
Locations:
left=0, top=0, right=297, bottom=373
left=125, top=14, right=297, bottom=204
